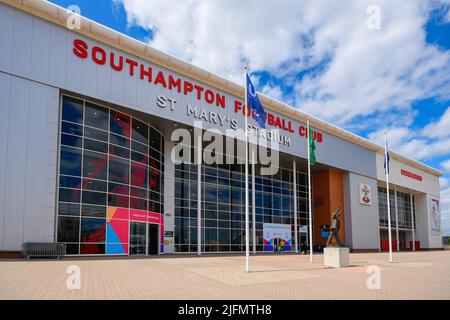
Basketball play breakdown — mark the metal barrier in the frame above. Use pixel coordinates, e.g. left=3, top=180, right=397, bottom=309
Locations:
left=22, top=242, right=66, bottom=260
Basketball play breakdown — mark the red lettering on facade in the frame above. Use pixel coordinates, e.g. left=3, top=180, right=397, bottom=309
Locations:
left=317, top=132, right=323, bottom=143
left=110, top=52, right=123, bottom=71
left=154, top=71, right=167, bottom=87
left=216, top=94, right=226, bottom=108
left=92, top=46, right=106, bottom=65
left=193, top=85, right=203, bottom=100
left=125, top=58, right=138, bottom=76
left=234, top=100, right=243, bottom=113
left=205, top=90, right=215, bottom=104
left=73, top=39, right=88, bottom=59
left=401, top=169, right=423, bottom=182
left=140, top=64, right=152, bottom=82
left=184, top=81, right=193, bottom=95
left=168, top=75, right=181, bottom=93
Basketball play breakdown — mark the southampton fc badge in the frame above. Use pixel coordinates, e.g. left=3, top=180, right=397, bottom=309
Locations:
left=360, top=184, right=372, bottom=205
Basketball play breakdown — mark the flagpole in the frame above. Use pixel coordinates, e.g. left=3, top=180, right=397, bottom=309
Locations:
left=307, top=119, right=313, bottom=263
left=244, top=66, right=250, bottom=273
left=384, top=131, right=393, bottom=263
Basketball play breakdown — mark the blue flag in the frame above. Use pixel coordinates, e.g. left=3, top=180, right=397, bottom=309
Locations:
left=246, top=72, right=266, bottom=128
left=384, top=141, right=390, bottom=174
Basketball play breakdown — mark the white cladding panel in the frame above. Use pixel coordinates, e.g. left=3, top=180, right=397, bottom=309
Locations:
left=0, top=73, right=11, bottom=250
left=343, top=172, right=380, bottom=250
left=0, top=2, right=13, bottom=73
left=415, top=194, right=442, bottom=249
left=376, top=153, right=440, bottom=196
left=0, top=72, right=58, bottom=250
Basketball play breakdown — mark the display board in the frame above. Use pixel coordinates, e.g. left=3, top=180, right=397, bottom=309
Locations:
left=263, top=223, right=292, bottom=252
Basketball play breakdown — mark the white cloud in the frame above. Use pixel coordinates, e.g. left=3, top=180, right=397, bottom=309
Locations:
left=441, top=185, right=450, bottom=235
left=440, top=177, right=449, bottom=188
left=367, top=126, right=450, bottom=161
left=422, top=107, right=450, bottom=138
left=441, top=159, right=450, bottom=172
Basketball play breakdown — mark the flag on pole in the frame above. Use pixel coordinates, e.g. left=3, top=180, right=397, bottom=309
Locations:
left=309, top=128, right=316, bottom=165
left=246, top=72, right=267, bottom=128
left=306, top=119, right=314, bottom=263
left=384, top=140, right=390, bottom=174
left=244, top=67, right=250, bottom=273
left=384, top=132, right=393, bottom=263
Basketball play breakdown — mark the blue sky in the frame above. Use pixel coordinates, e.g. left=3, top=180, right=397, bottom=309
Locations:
left=49, top=0, right=450, bottom=235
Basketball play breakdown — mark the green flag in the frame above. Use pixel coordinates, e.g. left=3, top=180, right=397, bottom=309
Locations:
left=309, top=128, right=316, bottom=165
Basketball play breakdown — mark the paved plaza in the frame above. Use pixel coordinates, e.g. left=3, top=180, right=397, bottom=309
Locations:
left=0, top=251, right=449, bottom=300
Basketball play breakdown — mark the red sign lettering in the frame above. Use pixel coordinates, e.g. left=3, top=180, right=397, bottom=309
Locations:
left=401, top=169, right=422, bottom=182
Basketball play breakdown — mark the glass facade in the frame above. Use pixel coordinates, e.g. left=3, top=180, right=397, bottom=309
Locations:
left=174, top=151, right=311, bottom=253
left=57, top=95, right=164, bottom=255
left=378, top=187, right=415, bottom=229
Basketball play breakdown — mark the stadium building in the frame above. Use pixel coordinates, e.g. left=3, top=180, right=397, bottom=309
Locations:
left=0, top=0, right=443, bottom=256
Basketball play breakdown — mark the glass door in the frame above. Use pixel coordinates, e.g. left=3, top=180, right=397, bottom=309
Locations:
left=147, top=223, right=159, bottom=255
left=129, top=221, right=146, bottom=255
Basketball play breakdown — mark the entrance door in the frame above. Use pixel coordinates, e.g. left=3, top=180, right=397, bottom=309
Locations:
left=147, top=223, right=159, bottom=255
left=130, top=221, right=146, bottom=255
left=129, top=221, right=159, bottom=255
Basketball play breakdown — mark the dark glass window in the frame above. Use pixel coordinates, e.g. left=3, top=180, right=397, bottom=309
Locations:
left=84, top=138, right=108, bottom=153
left=61, top=133, right=82, bottom=149
left=60, top=146, right=82, bottom=176
left=108, top=182, right=129, bottom=195
left=59, top=188, right=80, bottom=203
left=59, top=176, right=81, bottom=189
left=131, top=162, right=148, bottom=188
left=83, top=150, right=107, bottom=180
left=132, top=119, right=148, bottom=144
left=65, top=244, right=79, bottom=254
left=130, top=197, right=147, bottom=210
left=149, top=167, right=160, bottom=192
left=82, top=191, right=106, bottom=206
left=58, top=203, right=80, bottom=216
left=80, top=218, right=106, bottom=243
left=131, top=140, right=148, bottom=154
left=62, top=97, right=83, bottom=123
left=108, top=193, right=129, bottom=208
left=110, top=111, right=130, bottom=138
left=131, top=150, right=148, bottom=164
left=81, top=205, right=106, bottom=218
left=150, top=128, right=161, bottom=151
left=80, top=243, right=105, bottom=254
left=110, top=133, right=130, bottom=148
left=130, top=186, right=147, bottom=199
left=85, top=102, right=108, bottom=130
left=109, top=144, right=129, bottom=159
left=57, top=217, right=80, bottom=242
left=82, top=178, right=107, bottom=192
left=84, top=126, right=108, bottom=142
left=62, top=121, right=83, bottom=136
left=109, top=156, right=129, bottom=184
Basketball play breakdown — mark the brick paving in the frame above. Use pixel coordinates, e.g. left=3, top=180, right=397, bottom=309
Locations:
left=0, top=251, right=449, bottom=300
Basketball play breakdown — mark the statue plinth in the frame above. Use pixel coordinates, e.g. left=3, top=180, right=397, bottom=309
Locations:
left=324, top=247, right=350, bottom=268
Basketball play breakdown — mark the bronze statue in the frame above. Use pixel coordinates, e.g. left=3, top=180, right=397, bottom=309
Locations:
left=326, top=207, right=344, bottom=247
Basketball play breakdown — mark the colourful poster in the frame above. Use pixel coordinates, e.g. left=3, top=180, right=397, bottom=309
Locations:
left=263, top=223, right=292, bottom=252
left=106, top=207, right=129, bottom=255
left=106, top=207, right=164, bottom=255
left=430, top=198, right=441, bottom=235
